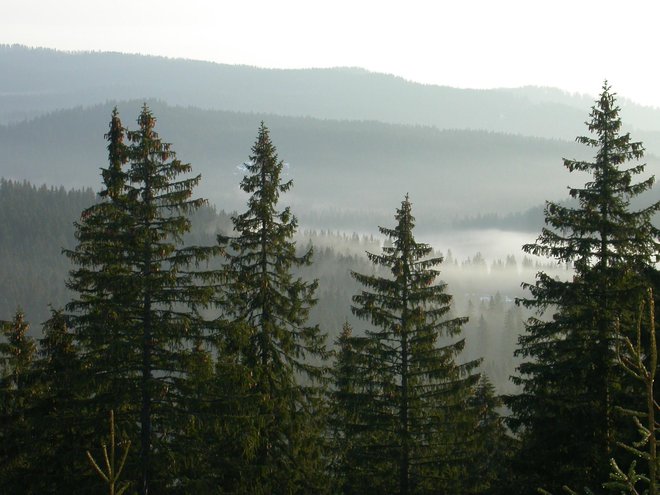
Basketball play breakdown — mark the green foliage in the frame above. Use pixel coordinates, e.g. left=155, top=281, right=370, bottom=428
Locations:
left=604, top=459, right=649, bottom=495
left=328, top=322, right=370, bottom=493
left=0, top=179, right=95, bottom=323
left=603, top=287, right=660, bottom=495
left=26, top=309, right=91, bottom=493
left=6, top=73, right=660, bottom=495
left=0, top=310, right=37, bottom=490
left=0, top=176, right=230, bottom=328
left=0, top=179, right=533, bottom=397
left=65, top=105, right=220, bottom=494
left=217, top=122, right=329, bottom=493
left=506, top=83, right=660, bottom=494
left=538, top=487, right=596, bottom=495
left=469, top=376, right=514, bottom=494
left=0, top=310, right=35, bottom=386
left=0, top=309, right=94, bottom=493
left=337, top=196, right=483, bottom=494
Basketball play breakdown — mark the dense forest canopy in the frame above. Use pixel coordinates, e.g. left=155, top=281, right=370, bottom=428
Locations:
left=2, top=46, right=660, bottom=494
left=0, top=176, right=550, bottom=397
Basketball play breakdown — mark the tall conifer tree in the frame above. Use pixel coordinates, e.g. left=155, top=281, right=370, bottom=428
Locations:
left=66, top=105, right=218, bottom=494
left=506, top=83, right=660, bottom=493
left=343, top=195, right=481, bottom=495
left=65, top=107, right=137, bottom=436
left=218, top=122, right=328, bottom=494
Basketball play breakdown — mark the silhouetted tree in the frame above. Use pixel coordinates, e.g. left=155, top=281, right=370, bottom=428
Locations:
left=343, top=195, right=481, bottom=494
left=66, top=105, right=218, bottom=494
left=506, top=83, right=660, bottom=493
left=217, top=122, right=328, bottom=494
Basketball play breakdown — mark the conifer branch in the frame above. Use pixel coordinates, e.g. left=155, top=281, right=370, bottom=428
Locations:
left=86, top=410, right=132, bottom=495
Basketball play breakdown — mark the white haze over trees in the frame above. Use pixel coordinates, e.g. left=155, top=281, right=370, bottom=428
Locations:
left=3, top=3, right=660, bottom=494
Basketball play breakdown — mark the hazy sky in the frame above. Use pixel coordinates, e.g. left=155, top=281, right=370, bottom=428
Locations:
left=3, top=0, right=660, bottom=107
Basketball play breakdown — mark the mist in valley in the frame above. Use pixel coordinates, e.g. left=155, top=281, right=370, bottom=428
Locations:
left=2, top=2, right=660, bottom=487
left=0, top=45, right=631, bottom=398
left=294, top=225, right=571, bottom=395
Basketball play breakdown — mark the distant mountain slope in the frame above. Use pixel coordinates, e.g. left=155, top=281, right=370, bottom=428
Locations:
left=0, top=179, right=94, bottom=325
left=3, top=45, right=660, bottom=152
left=0, top=178, right=224, bottom=326
left=1, top=99, right=622, bottom=228
left=0, top=179, right=534, bottom=395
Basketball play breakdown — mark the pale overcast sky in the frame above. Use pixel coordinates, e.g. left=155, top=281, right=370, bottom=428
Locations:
left=3, top=0, right=660, bottom=107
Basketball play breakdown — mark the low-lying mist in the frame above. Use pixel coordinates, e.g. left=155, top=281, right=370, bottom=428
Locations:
left=294, top=226, right=571, bottom=395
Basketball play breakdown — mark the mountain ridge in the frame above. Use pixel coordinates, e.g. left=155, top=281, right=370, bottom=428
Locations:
left=4, top=44, right=660, bottom=149
left=0, top=98, right=638, bottom=228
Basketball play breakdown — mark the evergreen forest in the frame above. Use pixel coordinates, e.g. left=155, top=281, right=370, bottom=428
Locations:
left=2, top=68, right=660, bottom=494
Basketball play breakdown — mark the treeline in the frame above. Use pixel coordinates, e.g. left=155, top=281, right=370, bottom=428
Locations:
left=0, top=106, right=507, bottom=494
left=0, top=179, right=95, bottom=322
left=451, top=205, right=546, bottom=232
left=5, top=45, right=660, bottom=154
left=0, top=178, right=546, bottom=395
left=2, top=84, right=660, bottom=495
left=0, top=98, right=590, bottom=223
left=0, top=178, right=232, bottom=325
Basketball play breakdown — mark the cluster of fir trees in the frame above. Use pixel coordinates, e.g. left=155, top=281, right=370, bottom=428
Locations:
left=4, top=82, right=658, bottom=495
left=0, top=105, right=500, bottom=494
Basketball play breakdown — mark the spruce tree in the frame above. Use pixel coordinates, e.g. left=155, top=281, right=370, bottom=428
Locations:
left=65, top=107, right=138, bottom=451
left=66, top=105, right=218, bottom=494
left=26, top=310, right=90, bottom=493
left=0, top=310, right=37, bottom=491
left=329, top=322, right=370, bottom=494
left=167, top=342, right=217, bottom=493
left=343, top=195, right=481, bottom=495
left=506, top=83, right=660, bottom=493
left=167, top=338, right=258, bottom=494
left=0, top=312, right=89, bottom=494
left=468, top=376, right=512, bottom=495
left=605, top=287, right=659, bottom=495
left=217, top=122, right=328, bottom=494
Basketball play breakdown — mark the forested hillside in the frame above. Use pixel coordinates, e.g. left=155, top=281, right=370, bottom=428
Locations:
left=3, top=45, right=660, bottom=153
left=0, top=180, right=94, bottom=323
left=3, top=46, right=659, bottom=231
left=2, top=46, right=660, bottom=495
left=0, top=100, right=605, bottom=225
left=0, top=178, right=543, bottom=395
